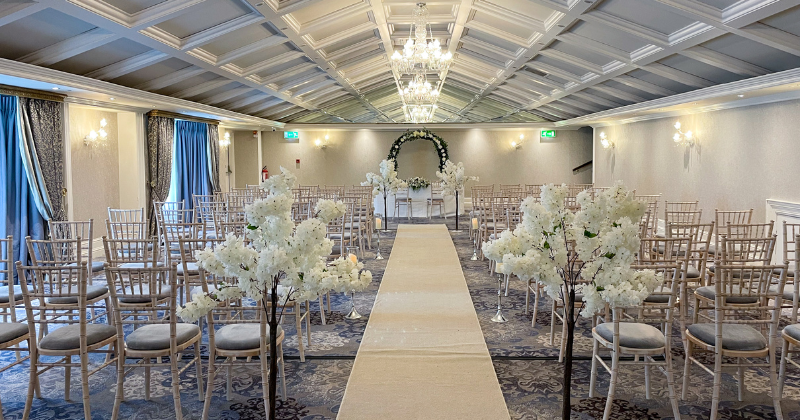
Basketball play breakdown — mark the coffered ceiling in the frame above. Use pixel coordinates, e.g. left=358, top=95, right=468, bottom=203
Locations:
left=1, top=0, right=800, bottom=124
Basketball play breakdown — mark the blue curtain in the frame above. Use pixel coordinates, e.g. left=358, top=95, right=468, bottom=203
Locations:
left=172, top=120, right=211, bottom=212
left=0, top=94, right=45, bottom=268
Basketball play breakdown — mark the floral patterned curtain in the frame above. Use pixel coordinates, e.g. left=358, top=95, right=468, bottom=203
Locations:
left=207, top=124, right=221, bottom=192
left=146, top=115, right=174, bottom=235
left=18, top=97, right=65, bottom=221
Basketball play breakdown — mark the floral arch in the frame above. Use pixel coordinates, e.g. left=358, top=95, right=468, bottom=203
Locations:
left=387, top=128, right=449, bottom=171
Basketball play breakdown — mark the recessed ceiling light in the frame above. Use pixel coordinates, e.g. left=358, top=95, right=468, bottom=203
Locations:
left=52, top=87, right=59, bottom=90
left=737, top=94, right=744, bottom=98
left=109, top=97, right=115, bottom=100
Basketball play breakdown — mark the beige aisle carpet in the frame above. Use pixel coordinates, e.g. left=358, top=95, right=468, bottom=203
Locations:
left=337, top=224, right=510, bottom=420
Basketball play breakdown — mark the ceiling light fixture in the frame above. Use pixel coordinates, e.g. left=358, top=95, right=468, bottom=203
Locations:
left=52, top=87, right=59, bottom=90
left=390, top=3, right=453, bottom=76
left=398, top=73, right=441, bottom=103
left=403, top=103, right=437, bottom=124
left=737, top=94, right=744, bottom=98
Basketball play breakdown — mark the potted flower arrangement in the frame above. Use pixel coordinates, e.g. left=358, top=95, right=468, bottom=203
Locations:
left=406, top=176, right=430, bottom=191
left=177, top=167, right=372, bottom=420
left=482, top=182, right=659, bottom=419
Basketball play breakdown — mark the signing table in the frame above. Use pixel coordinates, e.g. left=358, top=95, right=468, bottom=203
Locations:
left=373, top=187, right=465, bottom=218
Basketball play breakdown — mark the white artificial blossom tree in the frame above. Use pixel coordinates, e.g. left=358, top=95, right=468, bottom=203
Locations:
left=482, top=182, right=659, bottom=419
left=435, top=160, right=478, bottom=229
left=177, top=167, right=372, bottom=420
left=362, top=159, right=407, bottom=229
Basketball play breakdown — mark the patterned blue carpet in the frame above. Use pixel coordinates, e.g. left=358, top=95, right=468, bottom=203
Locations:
left=1, top=216, right=799, bottom=419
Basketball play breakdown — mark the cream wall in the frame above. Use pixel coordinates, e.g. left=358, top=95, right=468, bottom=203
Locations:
left=68, top=107, right=121, bottom=236
left=233, top=129, right=259, bottom=187
left=258, top=127, right=593, bottom=191
left=593, top=99, right=800, bottom=222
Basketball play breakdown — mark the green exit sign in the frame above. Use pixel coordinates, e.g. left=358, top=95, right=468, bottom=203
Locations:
left=284, top=131, right=299, bottom=140
left=541, top=130, right=557, bottom=138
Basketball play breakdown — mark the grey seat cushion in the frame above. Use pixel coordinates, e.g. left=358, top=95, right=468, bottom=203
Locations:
left=687, top=323, right=767, bottom=351
left=784, top=324, right=800, bottom=342
left=695, top=285, right=759, bottom=304
left=0, top=285, right=27, bottom=303
left=644, top=293, right=671, bottom=304
left=707, top=265, right=759, bottom=278
left=117, top=287, right=171, bottom=304
left=176, top=262, right=199, bottom=276
left=686, top=265, right=701, bottom=279
left=66, top=261, right=105, bottom=272
left=119, top=262, right=165, bottom=269
left=595, top=322, right=665, bottom=349
left=39, top=324, right=117, bottom=350
left=0, top=323, right=28, bottom=344
left=126, top=323, right=200, bottom=351
left=215, top=324, right=283, bottom=351
left=48, top=284, right=108, bottom=304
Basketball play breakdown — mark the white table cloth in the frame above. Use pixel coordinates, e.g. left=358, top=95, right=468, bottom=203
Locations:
left=373, top=187, right=465, bottom=218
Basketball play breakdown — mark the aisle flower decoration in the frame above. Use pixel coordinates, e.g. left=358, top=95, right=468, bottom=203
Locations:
left=362, top=159, right=407, bottom=230
left=481, top=182, right=658, bottom=420
left=435, top=160, right=478, bottom=230
left=406, top=176, right=430, bottom=191
left=177, top=167, right=372, bottom=420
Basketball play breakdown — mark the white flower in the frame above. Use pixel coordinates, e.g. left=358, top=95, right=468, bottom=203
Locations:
left=362, top=159, right=406, bottom=197
left=435, top=160, right=479, bottom=197
left=314, top=199, right=346, bottom=224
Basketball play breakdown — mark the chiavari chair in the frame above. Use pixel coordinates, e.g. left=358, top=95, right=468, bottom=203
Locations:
left=776, top=223, right=800, bottom=321
left=427, top=181, right=446, bottom=219
left=200, top=270, right=287, bottom=419
left=104, top=263, right=203, bottom=420
left=711, top=208, right=754, bottom=256
left=0, top=236, right=22, bottom=324
left=636, top=194, right=661, bottom=237
left=568, top=183, right=593, bottom=197
left=102, top=237, right=160, bottom=269
left=17, top=261, right=118, bottom=419
left=107, top=208, right=147, bottom=240
left=664, top=209, right=702, bottom=228
left=683, top=237, right=786, bottom=419
left=525, top=184, right=542, bottom=200
left=49, top=219, right=103, bottom=283
left=394, top=187, right=413, bottom=220
left=470, top=185, right=494, bottom=241
left=779, top=233, right=800, bottom=399
left=590, top=238, right=689, bottom=420
left=665, top=201, right=699, bottom=212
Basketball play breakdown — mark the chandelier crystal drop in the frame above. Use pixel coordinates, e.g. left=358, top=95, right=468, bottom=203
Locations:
left=390, top=3, right=453, bottom=76
left=398, top=73, right=441, bottom=103
left=403, top=104, right=437, bottom=124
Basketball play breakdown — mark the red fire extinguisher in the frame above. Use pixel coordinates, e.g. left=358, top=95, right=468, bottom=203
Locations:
left=261, top=166, right=269, bottom=181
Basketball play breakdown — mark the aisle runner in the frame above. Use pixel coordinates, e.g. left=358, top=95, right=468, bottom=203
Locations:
left=337, top=224, right=510, bottom=420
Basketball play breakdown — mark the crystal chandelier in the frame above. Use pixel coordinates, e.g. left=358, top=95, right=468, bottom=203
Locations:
left=390, top=3, right=453, bottom=76
left=398, top=73, right=441, bottom=103
left=403, top=103, right=437, bottom=124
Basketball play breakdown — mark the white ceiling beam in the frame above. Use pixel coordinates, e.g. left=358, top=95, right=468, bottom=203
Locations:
left=514, top=71, right=564, bottom=90
left=18, top=28, right=120, bottom=66
left=581, top=10, right=669, bottom=47
left=84, top=50, right=169, bottom=80
left=280, top=73, right=326, bottom=91
left=292, top=78, right=336, bottom=97
left=613, top=74, right=676, bottom=96
left=679, top=45, right=769, bottom=77
left=262, top=63, right=319, bottom=86
left=135, top=66, right=206, bottom=91
left=590, top=85, right=647, bottom=103
left=200, top=87, right=253, bottom=105
left=131, top=0, right=209, bottom=29
left=537, top=49, right=604, bottom=74
left=295, top=1, right=371, bottom=36
left=0, top=2, right=47, bottom=27
left=215, top=35, right=290, bottom=66
left=172, top=78, right=232, bottom=99
left=555, top=33, right=632, bottom=64
left=737, top=23, right=800, bottom=58
left=640, top=63, right=714, bottom=88
left=470, top=0, right=546, bottom=33
left=503, top=78, right=551, bottom=96
left=181, top=13, right=265, bottom=50
left=526, top=62, right=584, bottom=84
left=240, top=51, right=306, bottom=76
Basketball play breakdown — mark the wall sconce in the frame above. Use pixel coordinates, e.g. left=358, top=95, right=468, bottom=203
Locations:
left=84, top=118, right=108, bottom=147
left=672, top=121, right=694, bottom=146
left=314, top=134, right=328, bottom=149
left=599, top=132, right=614, bottom=149
left=220, top=132, right=231, bottom=148
left=510, top=134, right=523, bottom=149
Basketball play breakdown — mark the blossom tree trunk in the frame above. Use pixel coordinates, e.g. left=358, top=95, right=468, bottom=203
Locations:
left=263, top=278, right=280, bottom=420
left=562, top=288, right=576, bottom=420
left=383, top=188, right=389, bottom=231
left=455, top=190, right=459, bottom=231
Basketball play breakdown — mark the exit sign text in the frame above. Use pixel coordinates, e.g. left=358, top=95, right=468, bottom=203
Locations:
left=541, top=130, right=556, bottom=138
left=284, top=131, right=299, bottom=140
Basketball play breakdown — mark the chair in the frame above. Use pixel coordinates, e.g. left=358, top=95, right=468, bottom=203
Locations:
left=776, top=223, right=800, bottom=320
left=16, top=261, right=118, bottom=419
left=200, top=270, right=287, bottom=419
left=568, top=184, right=593, bottom=196
left=589, top=237, right=689, bottom=420
left=664, top=209, right=702, bottom=227
left=103, top=237, right=161, bottom=269
left=710, top=208, right=754, bottom=256
left=683, top=241, right=786, bottom=420
left=48, top=219, right=103, bottom=283
left=107, top=208, right=147, bottom=240
left=427, top=181, right=445, bottom=219
left=665, top=201, right=699, bottom=212
left=0, top=236, right=23, bottom=324
left=105, top=263, right=203, bottom=420
left=637, top=194, right=661, bottom=237
left=394, top=187, right=412, bottom=220
left=0, top=316, right=31, bottom=420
